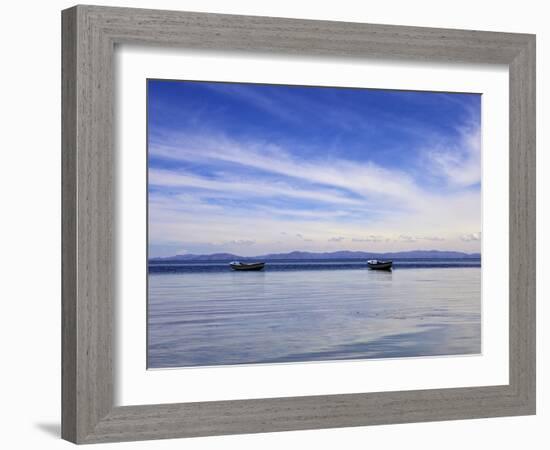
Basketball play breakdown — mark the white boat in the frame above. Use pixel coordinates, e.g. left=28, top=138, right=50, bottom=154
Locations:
left=229, top=261, right=265, bottom=271
left=367, top=259, right=393, bottom=270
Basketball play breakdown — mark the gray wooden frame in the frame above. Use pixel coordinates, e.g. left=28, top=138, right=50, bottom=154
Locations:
left=62, top=4, right=536, bottom=444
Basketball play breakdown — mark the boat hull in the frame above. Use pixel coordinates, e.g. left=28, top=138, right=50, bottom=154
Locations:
left=367, top=261, right=393, bottom=270
left=229, top=262, right=265, bottom=271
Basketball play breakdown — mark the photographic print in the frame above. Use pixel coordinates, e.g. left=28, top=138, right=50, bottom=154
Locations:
left=147, top=79, right=482, bottom=369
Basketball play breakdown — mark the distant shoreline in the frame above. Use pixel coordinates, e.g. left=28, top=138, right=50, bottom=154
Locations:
left=150, top=250, right=481, bottom=263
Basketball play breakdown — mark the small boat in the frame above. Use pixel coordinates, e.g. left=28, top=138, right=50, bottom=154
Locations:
left=229, top=261, right=265, bottom=271
left=367, top=259, right=393, bottom=270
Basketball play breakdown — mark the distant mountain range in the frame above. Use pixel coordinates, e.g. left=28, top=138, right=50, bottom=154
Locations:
left=150, top=250, right=481, bottom=262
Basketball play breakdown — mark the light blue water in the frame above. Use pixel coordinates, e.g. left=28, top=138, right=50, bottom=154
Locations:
left=147, top=264, right=481, bottom=368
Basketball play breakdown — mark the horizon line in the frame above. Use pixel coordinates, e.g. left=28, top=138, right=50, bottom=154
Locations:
left=150, top=248, right=482, bottom=260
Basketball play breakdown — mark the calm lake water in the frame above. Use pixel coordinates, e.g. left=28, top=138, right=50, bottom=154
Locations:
left=147, top=259, right=481, bottom=368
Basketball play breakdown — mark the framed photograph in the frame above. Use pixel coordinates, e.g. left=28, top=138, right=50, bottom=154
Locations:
left=62, top=5, right=536, bottom=444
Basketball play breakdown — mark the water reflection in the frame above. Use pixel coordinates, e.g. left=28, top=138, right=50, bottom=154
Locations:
left=148, top=267, right=481, bottom=368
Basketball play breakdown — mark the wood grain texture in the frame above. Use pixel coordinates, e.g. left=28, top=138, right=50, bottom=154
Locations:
left=61, top=5, right=536, bottom=444
left=61, top=7, right=77, bottom=443
left=62, top=5, right=114, bottom=442
left=508, top=36, right=536, bottom=408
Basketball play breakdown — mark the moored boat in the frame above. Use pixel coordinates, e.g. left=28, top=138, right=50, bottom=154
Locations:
left=229, top=261, right=265, bottom=271
left=367, top=259, right=393, bottom=270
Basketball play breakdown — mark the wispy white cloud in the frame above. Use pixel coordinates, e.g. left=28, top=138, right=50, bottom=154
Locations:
left=460, top=232, right=481, bottom=242
left=352, top=235, right=386, bottom=243
left=397, top=235, right=417, bottom=243
left=148, top=109, right=481, bottom=256
left=202, top=83, right=304, bottom=124
left=149, top=188, right=479, bottom=255
left=201, top=83, right=379, bottom=132
left=150, top=132, right=439, bottom=211
left=424, top=125, right=481, bottom=188
left=149, top=168, right=362, bottom=207
left=225, top=239, right=255, bottom=246
left=328, top=236, right=345, bottom=242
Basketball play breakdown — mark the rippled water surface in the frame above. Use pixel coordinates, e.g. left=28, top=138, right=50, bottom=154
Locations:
left=148, top=260, right=481, bottom=368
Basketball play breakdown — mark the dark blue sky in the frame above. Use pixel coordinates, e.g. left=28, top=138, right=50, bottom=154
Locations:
left=148, top=79, right=481, bottom=257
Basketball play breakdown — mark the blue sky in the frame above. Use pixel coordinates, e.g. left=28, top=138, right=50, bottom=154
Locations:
left=148, top=79, right=481, bottom=257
